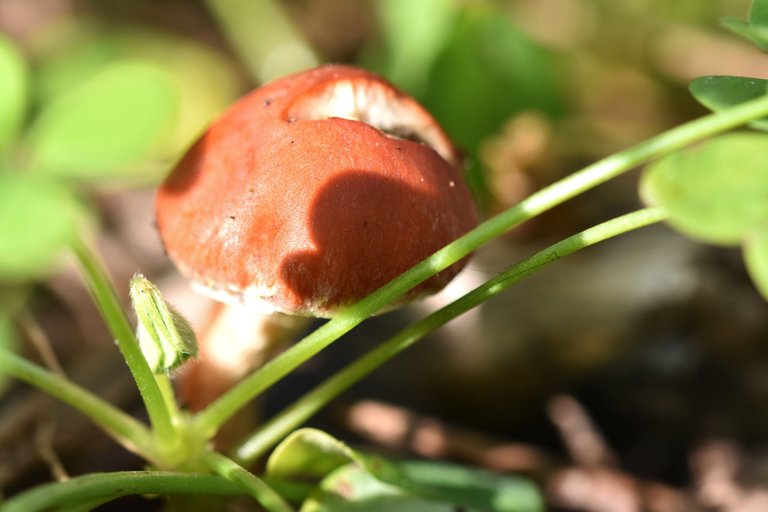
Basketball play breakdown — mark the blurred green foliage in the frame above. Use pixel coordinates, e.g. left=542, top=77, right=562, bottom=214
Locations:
left=0, top=20, right=242, bottom=284
left=642, top=133, right=768, bottom=245
left=655, top=0, right=768, bottom=301
left=642, top=133, right=768, bottom=299
left=368, top=1, right=564, bottom=204
left=28, top=61, right=178, bottom=181
left=33, top=26, right=242, bottom=158
left=0, top=35, right=28, bottom=154
left=0, top=172, right=87, bottom=280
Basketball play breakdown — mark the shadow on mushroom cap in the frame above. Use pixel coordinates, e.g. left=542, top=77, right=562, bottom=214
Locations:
left=278, top=169, right=476, bottom=315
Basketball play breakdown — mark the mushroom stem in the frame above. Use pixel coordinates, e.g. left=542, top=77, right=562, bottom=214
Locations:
left=178, top=303, right=311, bottom=413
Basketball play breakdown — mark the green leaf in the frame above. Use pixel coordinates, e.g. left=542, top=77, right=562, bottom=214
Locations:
left=744, top=228, right=768, bottom=301
left=721, top=17, right=768, bottom=50
left=266, top=428, right=404, bottom=496
left=267, top=429, right=359, bottom=484
left=0, top=173, right=87, bottom=280
left=749, top=0, right=768, bottom=27
left=302, top=463, right=543, bottom=512
left=0, top=35, right=28, bottom=153
left=129, top=273, right=197, bottom=374
left=302, top=465, right=448, bottom=512
left=689, top=76, right=768, bottom=131
left=398, top=461, right=543, bottom=512
left=269, top=429, right=542, bottom=512
left=721, top=0, right=768, bottom=51
left=641, top=133, right=768, bottom=245
left=33, top=26, right=242, bottom=161
left=421, top=7, right=564, bottom=153
left=27, top=61, right=178, bottom=182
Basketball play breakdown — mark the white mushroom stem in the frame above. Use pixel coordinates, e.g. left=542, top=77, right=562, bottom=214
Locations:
left=178, top=303, right=310, bottom=412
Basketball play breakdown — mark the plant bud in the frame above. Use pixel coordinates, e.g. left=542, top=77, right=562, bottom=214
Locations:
left=129, top=273, right=197, bottom=374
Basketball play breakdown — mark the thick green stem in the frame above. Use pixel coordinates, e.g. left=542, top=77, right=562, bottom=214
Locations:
left=0, top=471, right=245, bottom=512
left=0, top=347, right=154, bottom=459
left=70, top=238, right=177, bottom=448
left=195, top=91, right=768, bottom=438
left=202, top=452, right=293, bottom=512
left=234, top=207, right=667, bottom=462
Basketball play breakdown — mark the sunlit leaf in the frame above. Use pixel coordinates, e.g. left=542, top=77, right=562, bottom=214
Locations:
left=27, top=61, right=178, bottom=181
left=689, top=76, right=768, bottom=131
left=266, top=428, right=405, bottom=502
left=302, top=462, right=543, bottom=512
left=267, top=429, right=358, bottom=484
left=0, top=173, right=87, bottom=280
left=34, top=25, right=242, bottom=159
left=641, top=133, right=768, bottom=245
left=0, top=35, right=28, bottom=153
left=744, top=228, right=768, bottom=301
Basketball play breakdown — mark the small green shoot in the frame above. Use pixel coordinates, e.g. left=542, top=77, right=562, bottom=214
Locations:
left=129, top=273, right=197, bottom=374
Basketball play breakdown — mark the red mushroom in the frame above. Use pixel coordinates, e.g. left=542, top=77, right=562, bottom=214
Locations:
left=156, top=64, right=478, bottom=409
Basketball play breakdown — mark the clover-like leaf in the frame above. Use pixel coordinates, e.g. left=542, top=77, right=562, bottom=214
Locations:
left=0, top=35, right=28, bottom=153
left=268, top=429, right=542, bottom=511
left=302, top=462, right=543, bottom=512
left=266, top=428, right=405, bottom=501
left=0, top=173, right=88, bottom=280
left=641, top=133, right=768, bottom=245
left=689, top=76, right=768, bottom=131
left=749, top=0, right=768, bottom=27
left=721, top=17, right=768, bottom=50
left=27, top=61, right=178, bottom=182
left=721, top=0, right=768, bottom=50
left=266, top=428, right=358, bottom=484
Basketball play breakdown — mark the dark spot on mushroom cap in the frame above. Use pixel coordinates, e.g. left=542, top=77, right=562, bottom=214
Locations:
left=264, top=98, right=272, bottom=106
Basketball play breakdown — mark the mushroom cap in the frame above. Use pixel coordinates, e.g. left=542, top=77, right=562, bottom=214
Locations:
left=156, top=65, right=478, bottom=317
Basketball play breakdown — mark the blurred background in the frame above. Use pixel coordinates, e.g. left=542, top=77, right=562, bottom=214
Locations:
left=2, top=0, right=768, bottom=510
